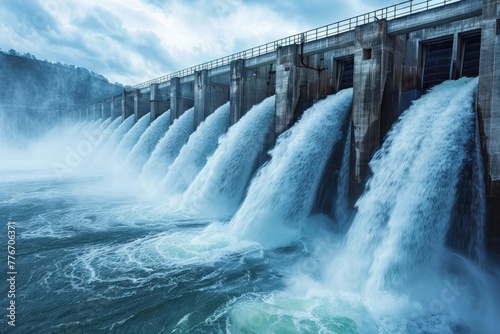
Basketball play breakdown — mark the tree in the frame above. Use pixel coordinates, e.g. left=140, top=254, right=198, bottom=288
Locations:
left=23, top=53, right=37, bottom=60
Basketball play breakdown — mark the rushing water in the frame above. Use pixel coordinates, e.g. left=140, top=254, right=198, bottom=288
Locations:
left=180, top=96, right=275, bottom=217
left=96, top=117, right=121, bottom=147
left=112, top=114, right=150, bottom=162
left=229, top=89, right=352, bottom=247
left=141, top=108, right=194, bottom=181
left=1, top=80, right=499, bottom=333
left=102, top=116, right=135, bottom=154
left=162, top=102, right=230, bottom=195
left=125, top=111, right=171, bottom=173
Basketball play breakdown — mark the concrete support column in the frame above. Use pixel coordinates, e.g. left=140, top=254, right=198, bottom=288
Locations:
left=230, top=59, right=246, bottom=125
left=349, top=20, right=391, bottom=203
left=170, top=77, right=181, bottom=125
left=122, top=90, right=133, bottom=121
left=275, top=44, right=301, bottom=137
left=170, top=77, right=194, bottom=125
left=121, top=92, right=126, bottom=121
left=229, top=59, right=272, bottom=126
left=194, top=70, right=229, bottom=128
left=100, top=101, right=105, bottom=120
left=111, top=96, right=116, bottom=121
left=380, top=35, right=406, bottom=139
left=450, top=32, right=461, bottom=80
left=136, top=89, right=150, bottom=122
left=477, top=0, right=500, bottom=252
left=400, top=31, right=422, bottom=113
left=150, top=83, right=161, bottom=122
left=131, top=89, right=150, bottom=123
left=93, top=103, right=98, bottom=120
left=133, top=89, right=140, bottom=122
left=194, top=70, right=210, bottom=127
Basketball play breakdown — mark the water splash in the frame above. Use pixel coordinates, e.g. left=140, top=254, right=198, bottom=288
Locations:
left=447, top=110, right=487, bottom=264
left=95, top=118, right=122, bottom=148
left=28, top=120, right=94, bottom=163
left=95, top=117, right=112, bottom=135
left=112, top=114, right=150, bottom=161
left=470, top=115, right=486, bottom=262
left=125, top=110, right=171, bottom=172
left=162, top=102, right=230, bottom=194
left=141, top=108, right=194, bottom=180
left=180, top=96, right=275, bottom=217
left=334, top=121, right=352, bottom=225
left=99, top=116, right=135, bottom=158
left=82, top=119, right=102, bottom=135
left=328, top=78, right=481, bottom=294
left=229, top=90, right=353, bottom=247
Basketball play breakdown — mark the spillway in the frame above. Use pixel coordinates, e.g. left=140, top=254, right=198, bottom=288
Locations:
left=229, top=89, right=353, bottom=247
left=1, top=78, right=498, bottom=334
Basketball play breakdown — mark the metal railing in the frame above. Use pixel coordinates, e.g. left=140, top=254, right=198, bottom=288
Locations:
left=81, top=0, right=461, bottom=107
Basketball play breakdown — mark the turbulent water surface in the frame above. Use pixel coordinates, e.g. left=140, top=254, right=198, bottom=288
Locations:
left=1, top=82, right=499, bottom=333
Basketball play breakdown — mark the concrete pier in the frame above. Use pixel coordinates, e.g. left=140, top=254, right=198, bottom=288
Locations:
left=229, top=59, right=245, bottom=126
left=170, top=77, right=194, bottom=125
left=194, top=70, right=230, bottom=128
left=149, top=83, right=161, bottom=122
left=133, top=89, right=149, bottom=122
left=102, top=99, right=111, bottom=120
left=229, top=59, right=274, bottom=126
left=349, top=21, right=408, bottom=201
left=122, top=90, right=134, bottom=121
left=111, top=96, right=118, bottom=121
left=133, top=89, right=140, bottom=122
left=349, top=21, right=387, bottom=201
left=477, top=0, right=500, bottom=251
left=275, top=45, right=301, bottom=136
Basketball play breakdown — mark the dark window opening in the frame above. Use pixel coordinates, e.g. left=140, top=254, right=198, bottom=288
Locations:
left=336, top=55, right=354, bottom=91
left=422, top=39, right=453, bottom=91
left=460, top=33, right=481, bottom=78
left=363, top=48, right=372, bottom=60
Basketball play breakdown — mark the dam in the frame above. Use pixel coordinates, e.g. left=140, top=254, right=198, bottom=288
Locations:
left=2, top=0, right=500, bottom=332
left=74, top=0, right=499, bottom=252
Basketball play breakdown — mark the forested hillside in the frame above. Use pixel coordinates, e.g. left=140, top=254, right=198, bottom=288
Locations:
left=0, top=50, right=122, bottom=146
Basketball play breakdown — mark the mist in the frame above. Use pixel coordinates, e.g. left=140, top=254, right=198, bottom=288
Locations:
left=0, top=50, right=121, bottom=150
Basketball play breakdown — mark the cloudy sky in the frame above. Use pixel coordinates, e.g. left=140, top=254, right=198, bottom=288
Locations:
left=0, top=0, right=396, bottom=86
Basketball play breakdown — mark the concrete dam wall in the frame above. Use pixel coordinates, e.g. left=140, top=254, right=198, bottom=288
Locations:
left=73, top=0, right=499, bottom=252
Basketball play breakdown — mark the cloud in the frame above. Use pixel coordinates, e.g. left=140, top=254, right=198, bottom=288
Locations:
left=0, top=0, right=398, bottom=86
